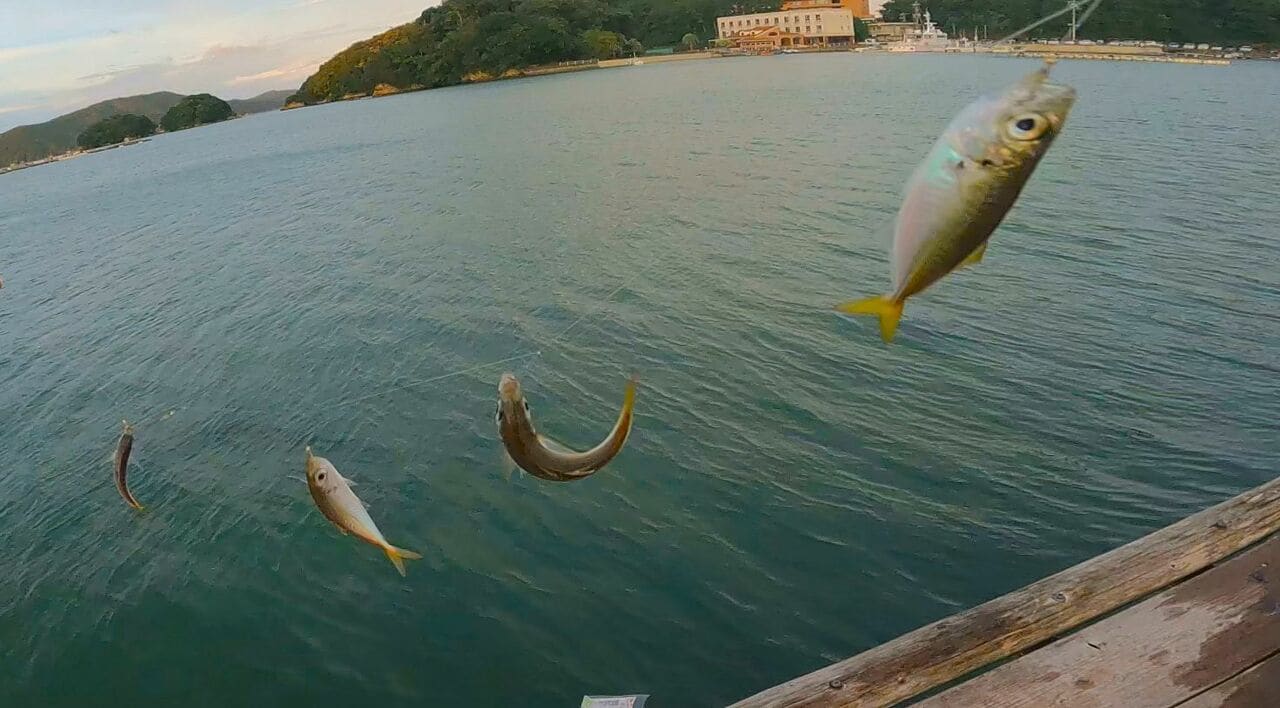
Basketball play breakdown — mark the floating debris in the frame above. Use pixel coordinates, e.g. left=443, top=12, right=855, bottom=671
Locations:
left=496, top=373, right=637, bottom=482
left=304, top=447, right=421, bottom=576
left=838, top=61, right=1077, bottom=342
left=113, top=420, right=143, bottom=510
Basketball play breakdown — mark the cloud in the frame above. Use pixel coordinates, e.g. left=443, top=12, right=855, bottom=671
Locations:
left=228, top=61, right=320, bottom=86
left=0, top=103, right=41, bottom=116
left=0, top=0, right=430, bottom=131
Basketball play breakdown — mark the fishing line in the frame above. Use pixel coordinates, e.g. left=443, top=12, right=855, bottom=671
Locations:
left=994, top=0, right=1105, bottom=45
left=1066, top=0, right=1105, bottom=39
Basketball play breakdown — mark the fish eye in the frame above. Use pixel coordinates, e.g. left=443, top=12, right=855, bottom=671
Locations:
left=1007, top=113, right=1049, bottom=141
left=317, top=472, right=326, bottom=481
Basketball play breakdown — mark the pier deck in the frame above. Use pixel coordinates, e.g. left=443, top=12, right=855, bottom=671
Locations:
left=732, top=476, right=1280, bottom=708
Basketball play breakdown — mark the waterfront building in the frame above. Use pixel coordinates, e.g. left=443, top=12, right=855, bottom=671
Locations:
left=716, top=7, right=856, bottom=50
left=779, top=0, right=873, bottom=20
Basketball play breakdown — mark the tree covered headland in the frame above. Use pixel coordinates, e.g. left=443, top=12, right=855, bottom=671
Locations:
left=160, top=94, right=235, bottom=132
left=288, top=0, right=779, bottom=104
left=880, top=0, right=1279, bottom=45
left=76, top=114, right=157, bottom=149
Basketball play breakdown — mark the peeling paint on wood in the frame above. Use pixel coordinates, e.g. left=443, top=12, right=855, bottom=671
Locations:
left=915, top=537, right=1279, bottom=707
left=1175, top=653, right=1280, bottom=708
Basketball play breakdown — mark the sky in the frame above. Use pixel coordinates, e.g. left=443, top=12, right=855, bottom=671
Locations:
left=0, top=0, right=433, bottom=131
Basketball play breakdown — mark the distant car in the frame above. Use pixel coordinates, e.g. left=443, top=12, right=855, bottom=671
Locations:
left=1078, top=39, right=1094, bottom=45
left=1241, top=46, right=1253, bottom=52
left=1197, top=43, right=1209, bottom=50
left=1048, top=39, right=1060, bottom=45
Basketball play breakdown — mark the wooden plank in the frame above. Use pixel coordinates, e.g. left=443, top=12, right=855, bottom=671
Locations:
left=915, top=536, right=1280, bottom=708
left=1175, top=652, right=1280, bottom=708
left=729, top=476, right=1280, bottom=708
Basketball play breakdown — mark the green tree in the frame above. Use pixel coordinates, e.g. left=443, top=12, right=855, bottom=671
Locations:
left=853, top=17, right=870, bottom=41
left=160, top=94, right=234, bottom=132
left=681, top=32, right=700, bottom=51
left=76, top=114, right=157, bottom=149
left=582, top=28, right=623, bottom=58
left=625, top=37, right=645, bottom=56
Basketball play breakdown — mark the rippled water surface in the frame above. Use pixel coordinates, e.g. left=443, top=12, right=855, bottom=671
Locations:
left=2, top=54, right=1278, bottom=706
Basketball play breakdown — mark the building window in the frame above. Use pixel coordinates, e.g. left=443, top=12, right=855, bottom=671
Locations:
left=805, top=14, right=810, bottom=20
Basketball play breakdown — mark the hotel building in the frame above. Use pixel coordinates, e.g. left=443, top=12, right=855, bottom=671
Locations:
left=716, top=7, right=857, bottom=50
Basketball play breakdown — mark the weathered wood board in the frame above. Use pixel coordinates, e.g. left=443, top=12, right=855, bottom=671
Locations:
left=730, top=477, right=1280, bottom=708
left=916, top=536, right=1279, bottom=707
left=1175, top=652, right=1280, bottom=708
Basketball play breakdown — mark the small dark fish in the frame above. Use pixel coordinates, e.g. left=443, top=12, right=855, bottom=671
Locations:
left=496, top=373, right=637, bottom=482
left=114, top=420, right=143, bottom=510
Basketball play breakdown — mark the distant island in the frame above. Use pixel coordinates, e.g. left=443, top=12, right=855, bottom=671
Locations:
left=159, top=93, right=235, bottom=132
left=0, top=89, right=293, bottom=169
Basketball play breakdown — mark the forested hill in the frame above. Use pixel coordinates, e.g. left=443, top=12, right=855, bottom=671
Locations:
left=0, top=92, right=183, bottom=167
left=288, top=0, right=778, bottom=105
left=1, top=89, right=293, bottom=167
left=880, top=0, right=1279, bottom=45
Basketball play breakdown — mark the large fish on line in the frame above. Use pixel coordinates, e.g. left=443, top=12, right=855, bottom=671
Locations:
left=838, top=61, right=1077, bottom=342
left=114, top=420, right=143, bottom=510
left=304, top=447, right=422, bottom=576
left=496, top=373, right=636, bottom=482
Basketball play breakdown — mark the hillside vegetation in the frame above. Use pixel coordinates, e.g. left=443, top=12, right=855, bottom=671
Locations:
left=76, top=114, right=158, bottom=149
left=880, top=0, right=1279, bottom=45
left=226, top=89, right=294, bottom=115
left=160, top=94, right=235, bottom=132
left=288, top=0, right=779, bottom=104
left=1, top=89, right=292, bottom=167
left=0, top=92, right=182, bottom=166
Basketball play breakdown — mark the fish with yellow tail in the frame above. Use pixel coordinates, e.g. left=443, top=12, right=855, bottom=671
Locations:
left=496, top=373, right=637, bottom=482
left=304, top=447, right=421, bottom=576
left=838, top=61, right=1076, bottom=342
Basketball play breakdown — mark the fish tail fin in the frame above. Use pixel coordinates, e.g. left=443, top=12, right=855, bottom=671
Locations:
left=836, top=295, right=904, bottom=343
left=384, top=545, right=423, bottom=577
left=623, top=374, right=638, bottom=410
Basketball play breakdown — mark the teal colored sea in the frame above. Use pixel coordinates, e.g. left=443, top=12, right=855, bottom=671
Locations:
left=1, top=54, right=1277, bottom=706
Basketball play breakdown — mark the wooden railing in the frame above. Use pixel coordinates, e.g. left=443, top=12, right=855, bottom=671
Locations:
left=730, top=476, right=1280, bottom=707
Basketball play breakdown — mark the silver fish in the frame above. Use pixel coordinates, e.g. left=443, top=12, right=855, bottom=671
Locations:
left=304, top=447, right=421, bottom=576
left=838, top=61, right=1077, bottom=342
left=496, top=373, right=636, bottom=482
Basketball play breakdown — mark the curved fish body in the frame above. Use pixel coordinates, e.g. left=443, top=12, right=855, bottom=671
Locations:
left=838, top=62, right=1077, bottom=342
left=496, top=373, right=637, bottom=482
left=304, top=447, right=421, bottom=576
left=114, top=420, right=143, bottom=510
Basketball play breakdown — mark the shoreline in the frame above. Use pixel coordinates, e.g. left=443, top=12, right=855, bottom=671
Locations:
left=7, top=48, right=1267, bottom=176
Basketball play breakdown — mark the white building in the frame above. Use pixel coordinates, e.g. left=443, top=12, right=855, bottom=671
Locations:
left=716, top=8, right=856, bottom=48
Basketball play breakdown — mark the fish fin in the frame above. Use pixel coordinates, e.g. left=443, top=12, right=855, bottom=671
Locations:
left=341, top=475, right=356, bottom=487
left=836, top=296, right=904, bottom=343
left=361, top=499, right=371, bottom=510
left=288, top=475, right=306, bottom=483
left=538, top=434, right=574, bottom=453
left=500, top=449, right=517, bottom=481
left=384, top=545, right=422, bottom=577
left=959, top=241, right=988, bottom=268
